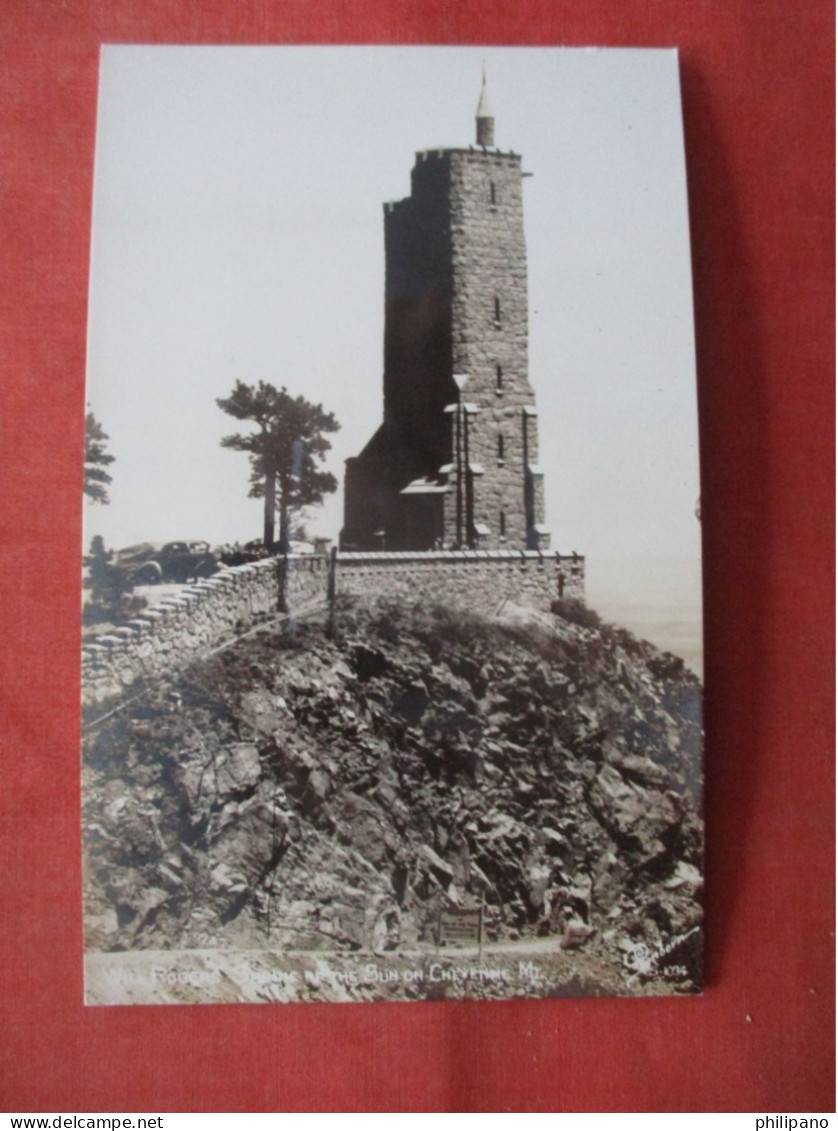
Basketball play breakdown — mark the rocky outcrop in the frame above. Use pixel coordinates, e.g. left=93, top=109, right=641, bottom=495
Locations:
left=82, top=597, right=703, bottom=994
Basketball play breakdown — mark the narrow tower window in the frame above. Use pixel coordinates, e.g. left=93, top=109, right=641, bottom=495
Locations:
left=499, top=510, right=506, bottom=537
left=494, top=296, right=501, bottom=324
left=490, top=181, right=496, bottom=205
left=496, top=364, right=503, bottom=392
left=497, top=435, right=505, bottom=465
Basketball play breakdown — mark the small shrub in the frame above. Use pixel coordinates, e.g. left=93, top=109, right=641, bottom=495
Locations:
left=83, top=535, right=147, bottom=625
left=551, top=597, right=602, bottom=630
left=646, top=650, right=689, bottom=682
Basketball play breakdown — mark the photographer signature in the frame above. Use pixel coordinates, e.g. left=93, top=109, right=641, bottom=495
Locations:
left=621, top=925, right=699, bottom=980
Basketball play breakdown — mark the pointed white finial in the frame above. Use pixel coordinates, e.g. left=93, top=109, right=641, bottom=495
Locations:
left=476, top=67, right=492, bottom=118
left=475, top=67, right=495, bottom=147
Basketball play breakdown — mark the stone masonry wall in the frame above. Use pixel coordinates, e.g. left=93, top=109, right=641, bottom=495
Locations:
left=449, top=150, right=539, bottom=547
left=335, top=550, right=585, bottom=614
left=82, top=555, right=328, bottom=710
left=82, top=550, right=584, bottom=710
left=282, top=553, right=330, bottom=611
left=345, top=145, right=549, bottom=553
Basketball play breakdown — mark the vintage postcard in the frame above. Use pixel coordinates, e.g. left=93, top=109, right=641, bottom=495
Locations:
left=81, top=46, right=703, bottom=1004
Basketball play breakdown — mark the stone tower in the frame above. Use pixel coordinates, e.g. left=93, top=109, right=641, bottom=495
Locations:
left=341, top=79, right=550, bottom=552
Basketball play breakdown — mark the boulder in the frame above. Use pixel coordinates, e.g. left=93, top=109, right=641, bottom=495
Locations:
left=588, top=764, right=682, bottom=863
left=417, top=843, right=455, bottom=884
left=563, top=918, right=596, bottom=949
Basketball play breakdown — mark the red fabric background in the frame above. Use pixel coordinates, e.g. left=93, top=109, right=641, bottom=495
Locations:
left=0, top=0, right=833, bottom=1114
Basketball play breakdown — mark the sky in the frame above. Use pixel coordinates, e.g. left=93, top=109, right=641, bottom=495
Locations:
left=85, top=46, right=703, bottom=668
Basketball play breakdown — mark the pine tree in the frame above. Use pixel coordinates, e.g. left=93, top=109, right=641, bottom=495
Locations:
left=84, top=412, right=115, bottom=504
left=217, top=381, right=339, bottom=549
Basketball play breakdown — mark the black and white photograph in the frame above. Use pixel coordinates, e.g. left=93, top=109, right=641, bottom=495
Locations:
left=81, top=46, right=704, bottom=1005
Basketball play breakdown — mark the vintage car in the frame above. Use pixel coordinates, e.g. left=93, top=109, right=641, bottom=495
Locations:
left=112, top=540, right=219, bottom=585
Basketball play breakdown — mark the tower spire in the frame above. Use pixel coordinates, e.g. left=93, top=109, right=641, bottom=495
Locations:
left=475, top=67, right=495, bottom=147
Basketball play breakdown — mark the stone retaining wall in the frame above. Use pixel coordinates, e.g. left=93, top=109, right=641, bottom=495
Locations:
left=82, top=550, right=583, bottom=709
left=82, top=555, right=327, bottom=710
left=282, top=553, right=330, bottom=611
left=334, top=550, right=585, bottom=614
